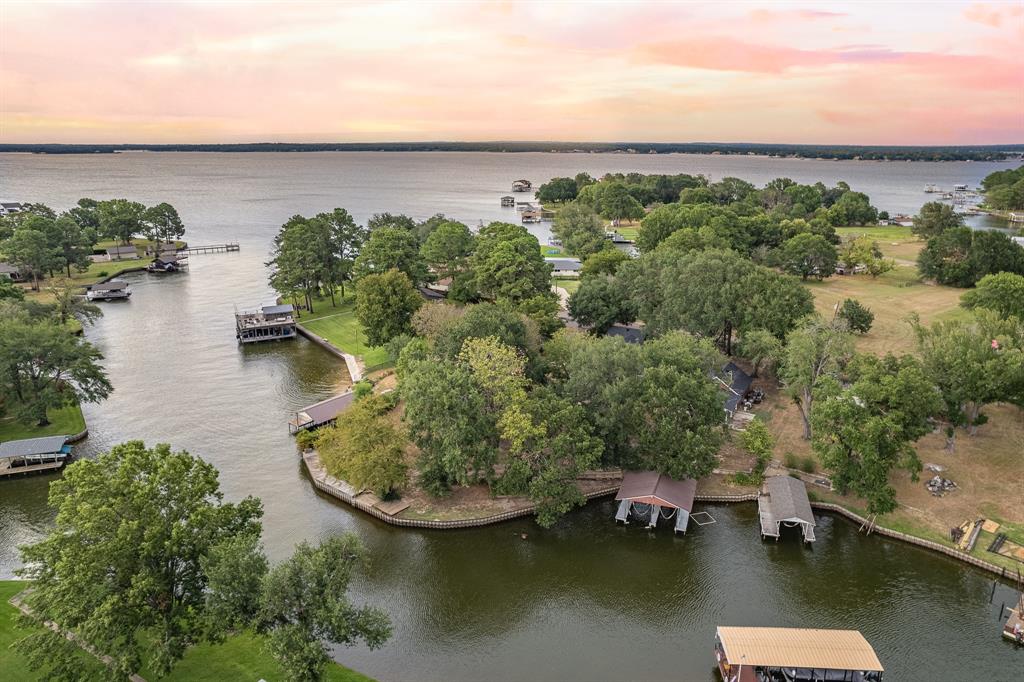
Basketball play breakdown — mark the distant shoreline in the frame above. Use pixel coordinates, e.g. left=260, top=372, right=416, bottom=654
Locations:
left=2, top=142, right=1022, bottom=162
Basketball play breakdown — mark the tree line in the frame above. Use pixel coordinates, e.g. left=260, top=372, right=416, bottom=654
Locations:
left=0, top=199, right=185, bottom=290
left=980, top=164, right=1024, bottom=210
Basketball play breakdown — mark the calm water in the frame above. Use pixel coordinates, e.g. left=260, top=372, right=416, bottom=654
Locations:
left=1, top=153, right=1021, bottom=681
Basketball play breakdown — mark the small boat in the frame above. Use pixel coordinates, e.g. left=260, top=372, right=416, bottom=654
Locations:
left=86, top=279, right=131, bottom=301
left=924, top=184, right=939, bottom=193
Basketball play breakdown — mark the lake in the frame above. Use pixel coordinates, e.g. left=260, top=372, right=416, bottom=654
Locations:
left=0, top=152, right=1021, bottom=681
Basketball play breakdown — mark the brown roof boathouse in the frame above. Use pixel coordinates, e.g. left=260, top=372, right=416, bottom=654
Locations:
left=715, top=626, right=884, bottom=682
left=614, top=470, right=698, bottom=533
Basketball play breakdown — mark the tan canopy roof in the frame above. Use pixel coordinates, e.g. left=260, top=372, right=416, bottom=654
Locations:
left=717, top=627, right=883, bottom=672
left=615, top=471, right=696, bottom=512
left=762, top=475, right=816, bottom=525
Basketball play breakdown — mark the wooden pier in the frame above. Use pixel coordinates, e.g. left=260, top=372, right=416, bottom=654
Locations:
left=180, top=243, right=239, bottom=254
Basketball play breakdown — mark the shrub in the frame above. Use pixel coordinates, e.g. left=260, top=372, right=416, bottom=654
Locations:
left=799, top=456, right=817, bottom=473
left=353, top=380, right=373, bottom=400
left=783, top=452, right=799, bottom=469
left=838, top=298, right=874, bottom=334
left=96, top=270, right=109, bottom=277
left=295, top=429, right=317, bottom=450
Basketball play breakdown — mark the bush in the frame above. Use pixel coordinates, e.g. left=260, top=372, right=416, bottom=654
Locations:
left=799, top=456, right=817, bottom=473
left=295, top=429, right=317, bottom=450
left=353, top=380, right=373, bottom=400
left=838, top=298, right=874, bottom=334
left=96, top=270, right=109, bottom=277
left=783, top=452, right=799, bottom=469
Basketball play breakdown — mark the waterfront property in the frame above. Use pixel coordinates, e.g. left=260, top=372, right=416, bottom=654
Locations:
left=104, top=245, right=139, bottom=261
left=1003, top=597, right=1023, bottom=643
left=147, top=253, right=187, bottom=273
left=714, top=627, right=884, bottom=682
left=500, top=195, right=515, bottom=206
left=0, top=201, right=25, bottom=216
left=511, top=179, right=532, bottom=192
left=0, top=436, right=71, bottom=478
left=615, top=470, right=697, bottom=533
left=545, top=257, right=581, bottom=277
left=86, top=279, right=132, bottom=301
left=289, top=391, right=355, bottom=433
left=235, top=303, right=297, bottom=344
left=758, top=475, right=816, bottom=543
left=720, top=361, right=754, bottom=421
left=521, top=209, right=542, bottom=223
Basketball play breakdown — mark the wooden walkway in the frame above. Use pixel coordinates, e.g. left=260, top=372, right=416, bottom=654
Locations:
left=0, top=459, right=64, bottom=478
left=179, top=243, right=239, bottom=254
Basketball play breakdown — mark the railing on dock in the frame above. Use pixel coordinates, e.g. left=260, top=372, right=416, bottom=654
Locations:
left=179, top=243, right=240, bottom=254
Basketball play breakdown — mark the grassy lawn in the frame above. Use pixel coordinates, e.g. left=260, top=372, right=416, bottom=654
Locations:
left=0, top=404, right=85, bottom=442
left=295, top=295, right=390, bottom=366
left=803, top=266, right=965, bottom=354
left=612, top=224, right=640, bottom=241
left=835, top=225, right=924, bottom=263
left=1, top=581, right=375, bottom=682
left=541, top=244, right=564, bottom=257
left=553, top=277, right=580, bottom=294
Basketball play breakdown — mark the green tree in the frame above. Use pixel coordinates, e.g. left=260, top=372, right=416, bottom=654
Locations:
left=260, top=535, right=391, bottom=682
left=580, top=248, right=628, bottom=277
left=839, top=234, right=894, bottom=278
left=812, top=354, right=941, bottom=514
left=53, top=214, right=96, bottom=276
left=961, top=272, right=1024, bottom=319
left=911, top=310, right=1024, bottom=449
left=777, top=233, right=838, bottom=280
left=458, top=336, right=540, bottom=453
left=0, top=318, right=112, bottom=425
left=912, top=201, right=963, bottom=238
left=66, top=197, right=102, bottom=231
left=316, top=395, right=408, bottom=497
left=48, top=280, right=102, bottom=327
left=536, top=177, right=579, bottom=203
left=513, top=292, right=564, bottom=338
left=354, top=269, right=423, bottom=347
left=367, top=212, right=417, bottom=232
left=838, top=298, right=874, bottom=333
left=420, top=220, right=473, bottom=279
left=1, top=223, right=59, bottom=290
left=0, top=277, right=25, bottom=301
left=780, top=317, right=855, bottom=440
left=268, top=216, right=325, bottom=313
left=434, top=302, right=535, bottom=359
left=468, top=222, right=551, bottom=303
left=918, top=226, right=1024, bottom=287
left=141, top=202, right=186, bottom=247
left=315, top=208, right=367, bottom=300
left=353, top=226, right=427, bottom=284
left=17, top=442, right=265, bottom=680
left=599, top=182, right=645, bottom=222
left=567, top=275, right=636, bottom=334
left=401, top=357, right=498, bottom=492
left=737, top=328, right=782, bottom=378
left=98, top=198, right=146, bottom=244
left=552, top=203, right=606, bottom=258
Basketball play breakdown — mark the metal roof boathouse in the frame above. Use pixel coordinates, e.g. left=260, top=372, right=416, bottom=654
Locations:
left=0, top=436, right=72, bottom=478
left=758, top=475, right=817, bottom=542
left=614, top=470, right=697, bottom=533
left=289, top=391, right=355, bottom=433
left=715, top=627, right=883, bottom=682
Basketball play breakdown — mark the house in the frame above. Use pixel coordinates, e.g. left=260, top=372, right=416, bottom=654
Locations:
left=0, top=201, right=25, bottom=216
left=605, top=324, right=644, bottom=344
left=235, top=303, right=296, bottom=343
left=719, top=362, right=753, bottom=419
left=105, top=245, right=139, bottom=261
left=545, top=257, right=581, bottom=277
left=714, top=627, right=883, bottom=682
left=86, top=279, right=132, bottom=301
left=0, top=262, right=26, bottom=282
left=511, top=179, right=533, bottom=192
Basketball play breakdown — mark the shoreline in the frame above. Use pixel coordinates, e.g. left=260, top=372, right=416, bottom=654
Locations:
left=301, top=447, right=1016, bottom=581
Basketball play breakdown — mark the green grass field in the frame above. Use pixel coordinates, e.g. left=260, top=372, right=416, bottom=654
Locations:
left=0, top=404, right=85, bottom=443
left=553, top=277, right=580, bottom=294
left=1, top=581, right=375, bottom=682
left=541, top=244, right=564, bottom=257
left=296, top=296, right=390, bottom=366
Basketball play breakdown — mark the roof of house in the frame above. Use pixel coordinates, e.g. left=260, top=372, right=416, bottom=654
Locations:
left=761, top=475, right=816, bottom=526
left=0, top=435, right=68, bottom=459
left=615, top=470, right=696, bottom=512
left=418, top=286, right=446, bottom=301
left=261, top=304, right=294, bottom=316
left=89, top=280, right=129, bottom=292
left=0, top=202, right=24, bottom=210
left=106, top=245, right=138, bottom=255
left=545, top=257, right=581, bottom=271
left=0, top=262, right=20, bottom=274
left=716, top=627, right=883, bottom=672
left=606, top=324, right=644, bottom=344
left=722, top=361, right=753, bottom=413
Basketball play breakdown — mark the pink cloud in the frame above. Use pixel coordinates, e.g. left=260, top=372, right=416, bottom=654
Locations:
left=964, top=2, right=1024, bottom=28
left=749, top=8, right=846, bottom=23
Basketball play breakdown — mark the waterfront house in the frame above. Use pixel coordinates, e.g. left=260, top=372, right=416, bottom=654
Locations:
left=0, top=436, right=72, bottom=478
left=614, top=470, right=698, bottom=533
left=714, top=627, right=884, bottom=682
left=719, top=362, right=753, bottom=420
left=757, top=476, right=816, bottom=542
left=86, top=279, right=132, bottom=301
left=511, top=179, right=533, bottom=192
left=545, top=257, right=581, bottom=277
left=0, top=261, right=26, bottom=282
left=0, top=201, right=25, bottom=216
left=105, top=245, right=139, bottom=261
left=235, top=303, right=297, bottom=344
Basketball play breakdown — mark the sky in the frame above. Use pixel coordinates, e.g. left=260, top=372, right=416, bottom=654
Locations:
left=1, top=1, right=1022, bottom=145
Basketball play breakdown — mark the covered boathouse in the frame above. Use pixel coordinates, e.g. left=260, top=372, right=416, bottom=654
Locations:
left=614, top=470, right=697, bottom=533
left=715, top=626, right=883, bottom=682
left=235, top=304, right=297, bottom=344
left=289, top=391, right=355, bottom=433
left=0, top=436, right=72, bottom=478
left=758, top=475, right=817, bottom=542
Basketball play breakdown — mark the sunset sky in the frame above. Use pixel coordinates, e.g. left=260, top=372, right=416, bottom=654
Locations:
left=1, top=1, right=1022, bottom=145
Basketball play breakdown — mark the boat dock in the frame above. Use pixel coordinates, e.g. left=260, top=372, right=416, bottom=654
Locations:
left=615, top=470, right=697, bottom=533
left=758, top=475, right=817, bottom=542
left=235, top=303, right=297, bottom=343
left=715, top=626, right=884, bottom=682
left=0, top=436, right=72, bottom=478
left=289, top=391, right=355, bottom=433
left=180, top=243, right=239, bottom=254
